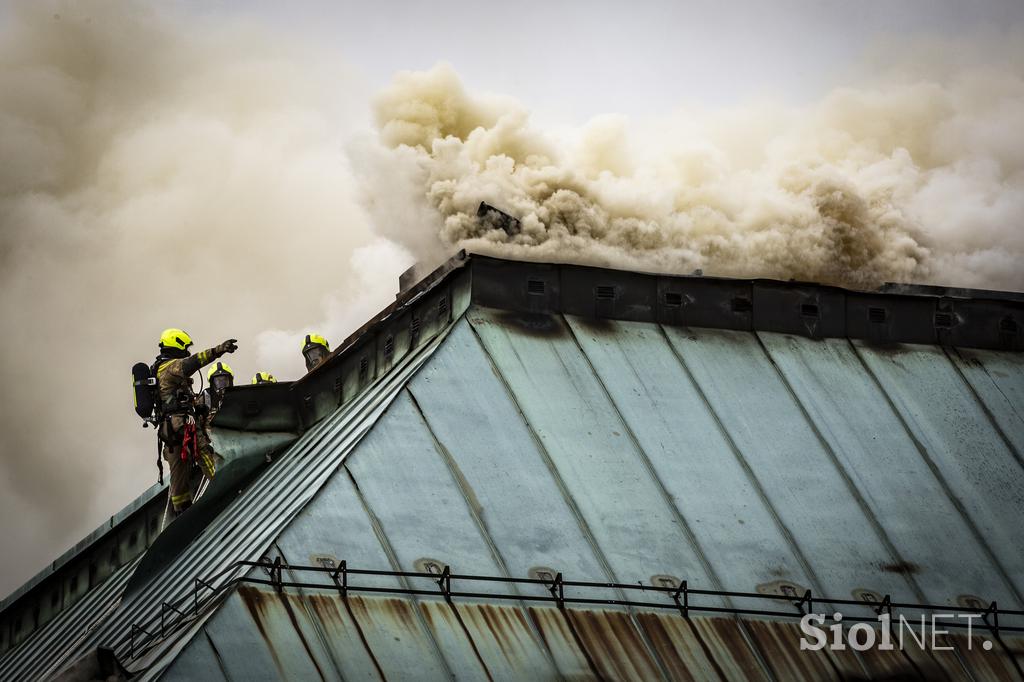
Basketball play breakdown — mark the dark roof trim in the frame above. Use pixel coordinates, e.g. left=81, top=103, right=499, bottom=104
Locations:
left=469, top=256, right=1024, bottom=351
left=304, top=250, right=469, bottom=381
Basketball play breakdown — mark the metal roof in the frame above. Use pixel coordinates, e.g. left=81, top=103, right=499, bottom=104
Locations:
left=1, top=254, right=1022, bottom=680
left=159, top=587, right=1024, bottom=681
left=148, top=308, right=1022, bottom=680
left=0, top=279, right=462, bottom=680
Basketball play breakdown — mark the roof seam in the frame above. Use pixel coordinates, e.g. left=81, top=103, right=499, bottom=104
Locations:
left=752, top=333, right=929, bottom=603
left=562, top=315, right=742, bottom=682
left=340, top=464, right=458, bottom=680
left=941, top=345, right=1024, bottom=473
left=464, top=313, right=621, bottom=593
left=846, top=340, right=1024, bottom=606
left=404, top=385, right=565, bottom=678
left=464, top=312, right=639, bottom=679
left=656, top=325, right=826, bottom=599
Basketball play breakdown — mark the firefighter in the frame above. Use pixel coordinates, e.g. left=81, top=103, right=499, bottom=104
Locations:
left=200, top=361, right=234, bottom=419
left=154, top=329, right=237, bottom=515
left=251, top=371, right=277, bottom=384
left=194, top=361, right=234, bottom=458
left=301, top=333, right=330, bottom=372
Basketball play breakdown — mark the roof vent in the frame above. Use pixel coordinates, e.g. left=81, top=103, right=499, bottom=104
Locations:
left=664, top=292, right=683, bottom=307
left=311, top=554, right=338, bottom=569
left=358, top=356, right=369, bottom=381
left=410, top=316, right=421, bottom=346
left=756, top=580, right=807, bottom=599
left=852, top=588, right=883, bottom=604
left=596, top=285, right=616, bottom=301
left=731, top=297, right=752, bottom=313
left=800, top=303, right=819, bottom=319
left=957, top=594, right=987, bottom=610
left=868, top=307, right=887, bottom=323
left=383, top=335, right=394, bottom=358
left=414, top=558, right=447, bottom=575
left=529, top=566, right=558, bottom=583
left=438, top=296, right=449, bottom=319
left=527, top=279, right=546, bottom=295
left=935, top=311, right=954, bottom=328
left=1000, top=317, right=1018, bottom=334
left=650, top=574, right=682, bottom=590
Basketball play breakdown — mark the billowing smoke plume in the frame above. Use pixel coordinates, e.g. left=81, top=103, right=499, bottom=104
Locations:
left=364, top=54, right=1024, bottom=291
left=0, top=1, right=411, bottom=596
left=1, top=0, right=1022, bottom=599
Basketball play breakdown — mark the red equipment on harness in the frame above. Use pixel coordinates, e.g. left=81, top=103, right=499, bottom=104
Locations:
left=181, top=418, right=198, bottom=462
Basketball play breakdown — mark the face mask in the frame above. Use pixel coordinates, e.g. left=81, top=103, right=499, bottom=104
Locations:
left=304, top=346, right=328, bottom=370
left=211, top=375, right=233, bottom=392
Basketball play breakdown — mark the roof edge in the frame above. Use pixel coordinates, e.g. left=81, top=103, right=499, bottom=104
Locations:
left=467, top=254, right=1024, bottom=351
left=0, top=484, right=165, bottom=613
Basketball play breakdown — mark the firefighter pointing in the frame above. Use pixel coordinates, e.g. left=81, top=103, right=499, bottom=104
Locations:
left=151, top=329, right=237, bottom=516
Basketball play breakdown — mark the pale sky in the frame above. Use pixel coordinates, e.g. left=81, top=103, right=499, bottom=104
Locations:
left=175, top=0, right=1024, bottom=124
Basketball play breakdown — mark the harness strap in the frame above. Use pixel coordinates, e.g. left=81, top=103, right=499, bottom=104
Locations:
left=156, top=439, right=164, bottom=485
left=182, top=418, right=198, bottom=462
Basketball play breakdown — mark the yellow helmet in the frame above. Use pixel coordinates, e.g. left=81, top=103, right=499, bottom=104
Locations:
left=301, top=333, right=330, bottom=353
left=208, top=361, right=234, bottom=380
left=159, top=328, right=193, bottom=351
left=251, top=372, right=277, bottom=384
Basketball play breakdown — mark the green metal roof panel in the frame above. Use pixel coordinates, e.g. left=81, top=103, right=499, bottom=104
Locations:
left=759, top=333, right=1022, bottom=604
left=4, top=255, right=1023, bottom=680
left=164, top=304, right=1022, bottom=680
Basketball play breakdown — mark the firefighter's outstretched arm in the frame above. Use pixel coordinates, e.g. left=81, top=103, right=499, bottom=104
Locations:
left=182, top=339, right=238, bottom=376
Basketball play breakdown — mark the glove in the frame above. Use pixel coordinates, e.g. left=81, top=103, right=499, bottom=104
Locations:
left=217, top=339, right=238, bottom=355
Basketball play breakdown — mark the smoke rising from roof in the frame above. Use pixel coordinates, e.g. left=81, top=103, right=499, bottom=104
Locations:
left=0, top=0, right=1022, bottom=599
left=366, top=55, right=1024, bottom=291
left=0, top=1, right=409, bottom=597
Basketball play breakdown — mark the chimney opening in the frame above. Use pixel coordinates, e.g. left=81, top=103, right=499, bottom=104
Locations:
left=527, top=279, right=546, bottom=295
left=868, top=307, right=887, bottom=323
left=596, top=285, right=616, bottom=301
left=664, top=292, right=683, bottom=307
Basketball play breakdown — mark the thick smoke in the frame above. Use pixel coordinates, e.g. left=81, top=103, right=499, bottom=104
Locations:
left=0, top=2, right=410, bottom=596
left=1, top=0, right=1022, bottom=599
left=365, top=54, right=1024, bottom=291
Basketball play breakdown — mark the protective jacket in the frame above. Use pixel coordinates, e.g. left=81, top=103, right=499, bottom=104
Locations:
left=155, top=345, right=230, bottom=512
